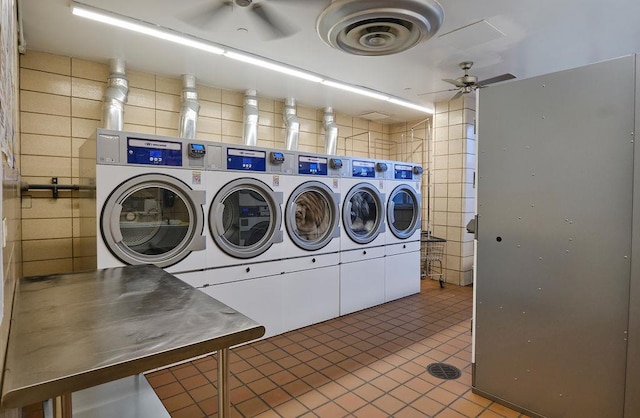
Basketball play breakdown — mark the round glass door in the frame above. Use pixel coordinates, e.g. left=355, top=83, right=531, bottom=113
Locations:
left=343, top=183, right=384, bottom=244
left=209, top=178, right=283, bottom=259
left=285, top=181, right=339, bottom=251
left=387, top=185, right=420, bottom=239
left=101, top=174, right=205, bottom=268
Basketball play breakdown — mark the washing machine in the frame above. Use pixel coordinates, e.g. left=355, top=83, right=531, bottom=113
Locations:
left=339, top=156, right=388, bottom=315
left=203, top=143, right=293, bottom=269
left=93, top=129, right=208, bottom=274
left=278, top=151, right=342, bottom=331
left=280, top=151, right=341, bottom=259
left=178, top=143, right=295, bottom=339
left=384, top=160, right=423, bottom=301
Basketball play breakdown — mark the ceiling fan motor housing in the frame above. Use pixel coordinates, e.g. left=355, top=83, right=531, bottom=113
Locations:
left=316, top=0, right=445, bottom=56
left=460, top=75, right=478, bottom=85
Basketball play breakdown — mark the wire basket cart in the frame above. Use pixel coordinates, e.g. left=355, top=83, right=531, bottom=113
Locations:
left=421, top=233, right=446, bottom=287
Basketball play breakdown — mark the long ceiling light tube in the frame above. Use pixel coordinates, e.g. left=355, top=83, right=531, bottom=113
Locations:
left=321, top=80, right=390, bottom=101
left=71, top=1, right=433, bottom=114
left=387, top=98, right=434, bottom=114
left=224, top=51, right=323, bottom=83
left=71, top=4, right=225, bottom=55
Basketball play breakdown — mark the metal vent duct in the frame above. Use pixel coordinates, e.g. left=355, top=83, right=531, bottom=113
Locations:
left=323, top=107, right=338, bottom=155
left=243, top=89, right=259, bottom=146
left=283, top=98, right=300, bottom=151
left=316, top=0, right=444, bottom=56
left=179, top=74, right=200, bottom=139
left=102, top=59, right=128, bottom=130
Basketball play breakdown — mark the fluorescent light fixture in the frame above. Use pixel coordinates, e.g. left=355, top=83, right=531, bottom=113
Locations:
left=71, top=3, right=224, bottom=55
left=224, top=51, right=323, bottom=83
left=321, top=80, right=390, bottom=101
left=388, top=98, right=434, bottom=114
left=71, top=1, right=433, bottom=115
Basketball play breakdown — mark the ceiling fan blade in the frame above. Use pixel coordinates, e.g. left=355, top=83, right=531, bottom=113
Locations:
left=181, top=0, right=232, bottom=29
left=476, top=73, right=516, bottom=87
left=450, top=90, right=464, bottom=101
left=417, top=87, right=458, bottom=96
left=442, top=78, right=465, bottom=88
left=250, top=3, right=296, bottom=39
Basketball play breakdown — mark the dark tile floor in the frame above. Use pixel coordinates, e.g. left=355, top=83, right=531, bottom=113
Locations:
left=145, top=279, right=529, bottom=418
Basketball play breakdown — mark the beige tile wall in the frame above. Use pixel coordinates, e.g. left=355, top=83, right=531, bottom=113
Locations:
left=19, top=50, right=392, bottom=276
left=431, top=97, right=476, bottom=286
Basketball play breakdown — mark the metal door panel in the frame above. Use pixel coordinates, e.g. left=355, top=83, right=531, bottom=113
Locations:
left=626, top=54, right=640, bottom=418
left=475, top=56, right=634, bottom=417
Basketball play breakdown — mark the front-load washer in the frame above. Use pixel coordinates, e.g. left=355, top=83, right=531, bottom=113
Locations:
left=93, top=129, right=208, bottom=274
left=180, top=143, right=301, bottom=290
left=177, top=143, right=294, bottom=339
left=278, top=151, right=342, bottom=332
left=339, top=157, right=388, bottom=315
left=384, top=160, right=423, bottom=301
left=203, top=143, right=293, bottom=271
left=281, top=151, right=341, bottom=259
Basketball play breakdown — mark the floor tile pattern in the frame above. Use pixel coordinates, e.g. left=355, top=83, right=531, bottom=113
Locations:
left=145, top=280, right=530, bottom=418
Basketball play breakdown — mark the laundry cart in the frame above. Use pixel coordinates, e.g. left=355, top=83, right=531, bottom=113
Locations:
left=421, top=233, right=446, bottom=287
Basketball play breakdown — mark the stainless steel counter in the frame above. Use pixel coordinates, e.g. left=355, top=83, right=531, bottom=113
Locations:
left=1, top=264, right=265, bottom=417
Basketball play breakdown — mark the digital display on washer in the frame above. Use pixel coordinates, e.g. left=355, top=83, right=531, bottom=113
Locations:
left=227, top=148, right=266, bottom=171
left=352, top=160, right=376, bottom=178
left=394, top=164, right=414, bottom=180
left=127, top=138, right=182, bottom=166
left=298, top=155, right=328, bottom=175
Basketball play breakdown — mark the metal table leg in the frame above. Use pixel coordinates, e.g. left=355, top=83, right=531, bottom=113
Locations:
left=217, top=348, right=229, bottom=418
left=53, top=393, right=72, bottom=418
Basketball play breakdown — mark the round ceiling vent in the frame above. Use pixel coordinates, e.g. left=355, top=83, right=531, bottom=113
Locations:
left=316, top=0, right=444, bottom=56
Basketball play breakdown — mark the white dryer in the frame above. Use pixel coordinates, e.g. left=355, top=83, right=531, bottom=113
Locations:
left=93, top=130, right=207, bottom=274
left=384, top=161, right=423, bottom=302
left=204, top=143, right=291, bottom=270
left=339, top=157, right=388, bottom=315
left=278, top=151, right=342, bottom=331
left=180, top=143, right=293, bottom=339
left=281, top=152, right=341, bottom=259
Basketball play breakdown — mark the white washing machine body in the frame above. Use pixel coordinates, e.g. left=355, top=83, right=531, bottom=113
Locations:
left=181, top=146, right=343, bottom=339
left=277, top=151, right=343, bottom=333
left=94, top=130, right=208, bottom=274
left=383, top=160, right=424, bottom=302
left=385, top=160, right=423, bottom=246
left=339, top=157, right=388, bottom=252
left=202, top=143, right=292, bottom=273
left=338, top=157, right=389, bottom=315
left=278, top=150, right=342, bottom=260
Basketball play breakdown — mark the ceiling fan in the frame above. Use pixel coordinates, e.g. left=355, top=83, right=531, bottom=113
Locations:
left=419, top=61, right=516, bottom=101
left=182, top=0, right=299, bottom=39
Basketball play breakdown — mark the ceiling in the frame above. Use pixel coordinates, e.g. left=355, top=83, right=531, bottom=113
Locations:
left=20, top=0, right=640, bottom=123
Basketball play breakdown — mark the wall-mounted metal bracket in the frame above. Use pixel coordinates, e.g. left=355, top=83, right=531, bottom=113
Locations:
left=20, top=177, right=95, bottom=199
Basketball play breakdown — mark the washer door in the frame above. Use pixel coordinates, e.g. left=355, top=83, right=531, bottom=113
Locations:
left=387, top=185, right=421, bottom=239
left=101, top=173, right=206, bottom=268
left=209, top=178, right=283, bottom=259
left=285, top=181, right=340, bottom=251
left=343, top=182, right=385, bottom=244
